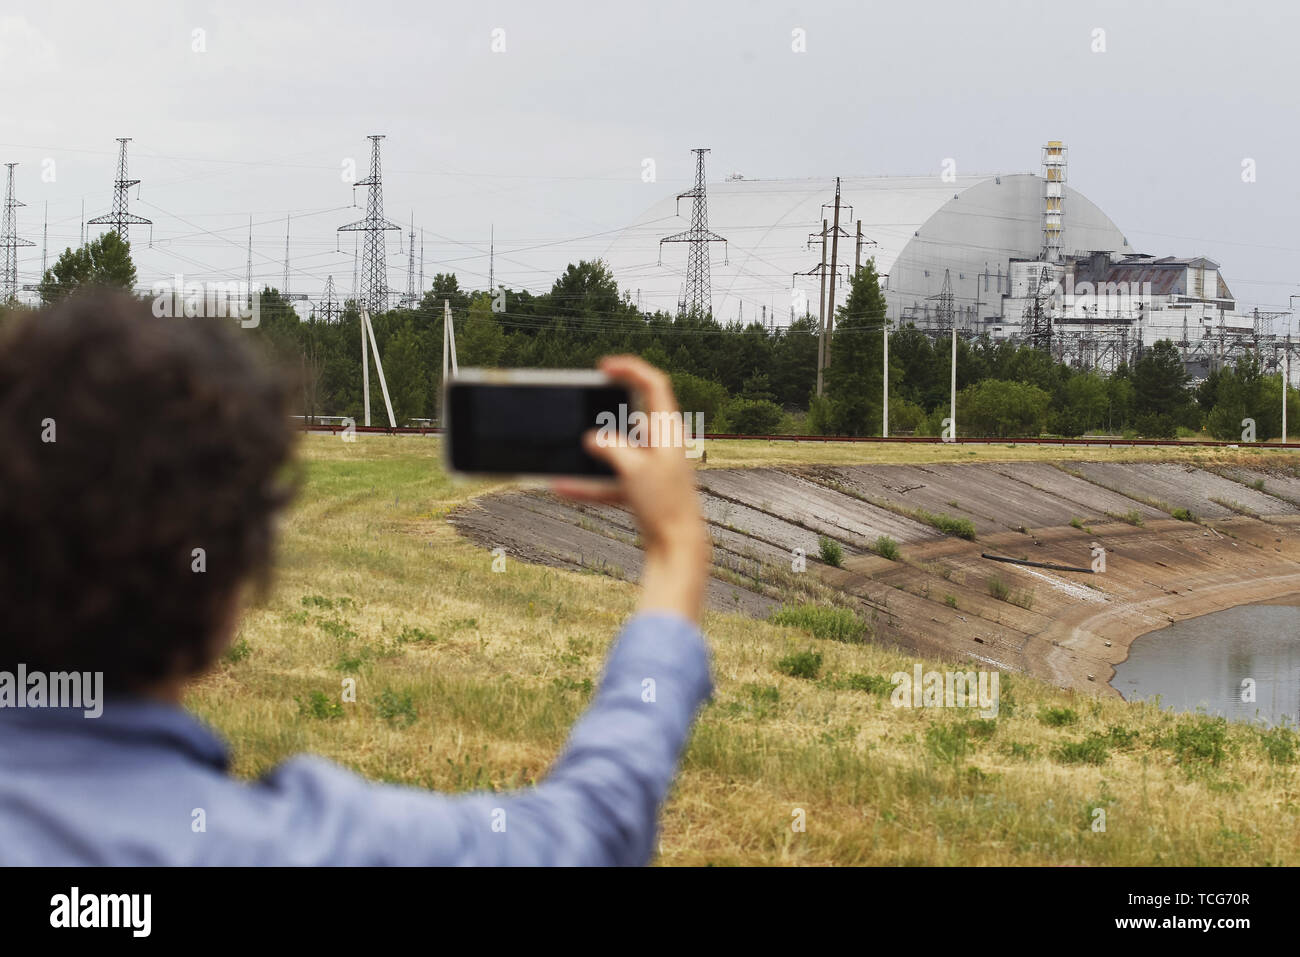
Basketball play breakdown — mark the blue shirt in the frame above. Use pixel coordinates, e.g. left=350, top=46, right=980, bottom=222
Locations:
left=0, top=613, right=712, bottom=865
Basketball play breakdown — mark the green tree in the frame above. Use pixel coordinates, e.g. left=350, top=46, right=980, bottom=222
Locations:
left=725, top=397, right=785, bottom=434
left=423, top=274, right=470, bottom=314
left=670, top=371, right=730, bottom=430
left=1053, top=371, right=1109, bottom=435
left=458, top=296, right=507, bottom=367
left=547, top=260, right=621, bottom=318
left=1257, top=373, right=1299, bottom=442
left=818, top=259, right=888, bottom=434
left=1205, top=356, right=1266, bottom=440
left=39, top=232, right=138, bottom=304
left=958, top=379, right=1051, bottom=437
left=1132, top=340, right=1194, bottom=424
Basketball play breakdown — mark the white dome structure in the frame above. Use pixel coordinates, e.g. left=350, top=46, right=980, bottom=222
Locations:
left=601, top=172, right=1132, bottom=328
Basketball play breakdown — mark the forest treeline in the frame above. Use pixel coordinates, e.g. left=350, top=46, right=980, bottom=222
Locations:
left=8, top=235, right=1297, bottom=440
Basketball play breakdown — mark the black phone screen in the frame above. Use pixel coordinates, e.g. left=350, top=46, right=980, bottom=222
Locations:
left=447, top=382, right=633, bottom=476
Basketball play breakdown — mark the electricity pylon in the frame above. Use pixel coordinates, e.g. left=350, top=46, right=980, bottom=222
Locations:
left=87, top=138, right=151, bottom=241
left=659, top=148, right=726, bottom=319
left=338, top=135, right=401, bottom=315
left=1, top=164, right=34, bottom=301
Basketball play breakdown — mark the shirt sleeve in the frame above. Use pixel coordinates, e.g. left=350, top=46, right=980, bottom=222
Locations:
left=254, top=611, right=713, bottom=866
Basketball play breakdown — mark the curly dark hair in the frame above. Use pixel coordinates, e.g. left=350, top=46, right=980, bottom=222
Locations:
left=0, top=290, right=297, bottom=691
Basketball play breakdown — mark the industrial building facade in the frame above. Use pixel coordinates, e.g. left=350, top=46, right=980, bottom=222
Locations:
left=607, top=143, right=1284, bottom=378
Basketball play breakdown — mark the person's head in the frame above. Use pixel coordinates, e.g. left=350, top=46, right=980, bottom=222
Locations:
left=0, top=290, right=297, bottom=695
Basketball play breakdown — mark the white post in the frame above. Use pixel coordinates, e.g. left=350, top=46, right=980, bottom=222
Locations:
left=361, top=300, right=370, bottom=427
left=1285, top=336, right=1291, bottom=443
left=361, top=307, right=397, bottom=428
left=882, top=318, right=889, bottom=437
left=445, top=298, right=459, bottom=375
left=440, top=305, right=449, bottom=427
left=950, top=323, right=957, bottom=439
left=441, top=299, right=459, bottom=427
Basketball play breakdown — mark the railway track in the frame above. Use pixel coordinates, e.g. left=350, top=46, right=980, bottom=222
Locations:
left=299, top=422, right=1300, bottom=450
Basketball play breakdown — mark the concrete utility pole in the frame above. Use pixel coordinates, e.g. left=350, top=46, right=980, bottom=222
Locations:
left=360, top=306, right=396, bottom=428
left=950, top=321, right=958, bottom=440
left=441, top=299, right=459, bottom=426
left=1286, top=297, right=1300, bottom=443
left=1286, top=334, right=1291, bottom=443
left=361, top=289, right=370, bottom=425
left=816, top=219, right=828, bottom=396
left=824, top=177, right=844, bottom=371
left=882, top=318, right=890, bottom=437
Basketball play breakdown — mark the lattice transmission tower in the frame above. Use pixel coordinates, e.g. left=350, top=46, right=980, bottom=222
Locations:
left=1022, top=265, right=1055, bottom=352
left=402, top=213, right=417, bottom=307
left=338, top=135, right=400, bottom=315
left=282, top=214, right=291, bottom=297
left=319, top=275, right=339, bottom=322
left=932, top=269, right=955, bottom=332
left=1, top=164, right=34, bottom=301
left=87, top=138, right=151, bottom=241
left=659, top=148, right=726, bottom=318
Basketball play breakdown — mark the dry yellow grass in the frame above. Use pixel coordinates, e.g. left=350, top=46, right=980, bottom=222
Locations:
left=701, top=436, right=1300, bottom=470
left=185, top=434, right=1300, bottom=865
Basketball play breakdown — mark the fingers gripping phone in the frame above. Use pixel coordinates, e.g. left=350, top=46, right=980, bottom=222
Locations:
left=444, top=369, right=637, bottom=479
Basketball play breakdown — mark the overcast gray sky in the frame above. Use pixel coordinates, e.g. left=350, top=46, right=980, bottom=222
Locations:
left=3, top=0, right=1298, bottom=320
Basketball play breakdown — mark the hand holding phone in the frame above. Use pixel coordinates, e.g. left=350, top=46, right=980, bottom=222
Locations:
left=552, top=356, right=712, bottom=624
left=445, top=369, right=633, bottom=478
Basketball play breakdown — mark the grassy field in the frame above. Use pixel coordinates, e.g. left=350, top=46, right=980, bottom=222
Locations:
left=187, top=434, right=1300, bottom=865
left=700, top=436, right=1300, bottom=470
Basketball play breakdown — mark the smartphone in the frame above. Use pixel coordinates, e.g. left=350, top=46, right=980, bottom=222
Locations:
left=444, top=369, right=635, bottom=479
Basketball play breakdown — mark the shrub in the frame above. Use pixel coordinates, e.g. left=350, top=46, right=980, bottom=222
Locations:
left=1160, top=715, right=1231, bottom=769
left=925, top=723, right=969, bottom=764
left=744, top=683, right=781, bottom=706
left=375, top=690, right=418, bottom=727
left=776, top=649, right=823, bottom=680
left=873, top=535, right=900, bottom=560
left=988, top=576, right=1034, bottom=609
left=297, top=690, right=344, bottom=720
left=1103, top=725, right=1141, bottom=749
left=916, top=509, right=976, bottom=540
left=725, top=397, right=786, bottom=435
left=845, top=673, right=894, bottom=696
left=1004, top=741, right=1037, bottom=760
left=817, top=535, right=844, bottom=567
left=1054, top=737, right=1110, bottom=765
left=669, top=372, right=730, bottom=431
left=772, top=604, right=867, bottom=643
left=1257, top=725, right=1299, bottom=765
left=1038, top=706, right=1079, bottom=727
left=1133, top=412, right=1177, bottom=439
left=1170, top=507, right=1196, bottom=522
left=958, top=379, right=1052, bottom=437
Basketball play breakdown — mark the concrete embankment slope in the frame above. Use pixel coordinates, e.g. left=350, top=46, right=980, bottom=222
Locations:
left=449, top=458, right=1300, bottom=694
